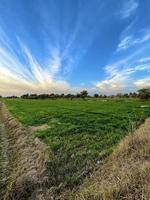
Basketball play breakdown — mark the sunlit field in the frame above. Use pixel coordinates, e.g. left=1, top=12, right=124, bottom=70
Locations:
left=5, top=98, right=150, bottom=190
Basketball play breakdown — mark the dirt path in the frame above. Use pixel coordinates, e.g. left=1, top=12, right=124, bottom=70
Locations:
left=0, top=103, right=15, bottom=198
left=0, top=103, right=51, bottom=200
left=0, top=104, right=11, bottom=198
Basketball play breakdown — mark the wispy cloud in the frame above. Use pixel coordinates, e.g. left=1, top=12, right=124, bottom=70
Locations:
left=134, top=33, right=150, bottom=44
left=119, top=0, right=139, bottom=19
left=37, top=0, right=105, bottom=77
left=0, top=0, right=105, bottom=96
left=99, top=17, right=150, bottom=94
left=134, top=78, right=150, bottom=88
left=117, top=36, right=132, bottom=51
left=117, top=30, right=150, bottom=51
left=96, top=60, right=150, bottom=94
left=0, top=29, right=72, bottom=96
left=138, top=57, right=150, bottom=63
left=0, top=28, right=97, bottom=96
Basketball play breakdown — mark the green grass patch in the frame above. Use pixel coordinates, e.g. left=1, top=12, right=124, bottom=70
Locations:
left=5, top=98, right=150, bottom=190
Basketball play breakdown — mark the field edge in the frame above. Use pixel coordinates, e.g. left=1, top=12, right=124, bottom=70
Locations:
left=0, top=102, right=51, bottom=200
left=71, top=117, right=150, bottom=200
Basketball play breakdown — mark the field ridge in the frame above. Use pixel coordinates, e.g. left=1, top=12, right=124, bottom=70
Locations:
left=0, top=102, right=50, bottom=200
left=74, top=117, right=150, bottom=200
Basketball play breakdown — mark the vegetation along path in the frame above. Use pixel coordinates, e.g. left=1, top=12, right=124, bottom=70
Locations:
left=0, top=102, right=51, bottom=200
left=0, top=102, right=15, bottom=198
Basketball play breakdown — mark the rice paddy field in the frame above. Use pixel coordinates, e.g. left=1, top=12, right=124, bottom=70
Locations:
left=4, top=98, right=150, bottom=191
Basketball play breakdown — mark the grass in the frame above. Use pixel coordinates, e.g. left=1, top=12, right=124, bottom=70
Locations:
left=4, top=98, right=150, bottom=192
left=75, top=118, right=150, bottom=200
left=0, top=106, right=17, bottom=197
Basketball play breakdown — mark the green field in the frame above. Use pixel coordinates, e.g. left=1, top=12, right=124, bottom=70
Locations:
left=5, top=99, right=150, bottom=191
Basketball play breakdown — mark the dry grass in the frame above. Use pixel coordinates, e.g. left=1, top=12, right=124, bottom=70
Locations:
left=75, top=118, right=150, bottom=200
left=29, top=124, right=50, bottom=133
left=0, top=103, right=51, bottom=200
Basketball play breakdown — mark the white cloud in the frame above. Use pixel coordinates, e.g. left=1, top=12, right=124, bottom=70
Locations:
left=47, top=48, right=61, bottom=75
left=0, top=30, right=98, bottom=96
left=134, top=33, right=150, bottom=44
left=96, top=65, right=129, bottom=94
left=120, top=0, right=139, bottom=19
left=134, top=78, right=150, bottom=89
left=138, top=57, right=150, bottom=63
left=0, top=30, right=73, bottom=96
left=117, top=36, right=132, bottom=51
left=96, top=78, right=127, bottom=94
left=117, top=31, right=150, bottom=51
left=96, top=61, right=150, bottom=94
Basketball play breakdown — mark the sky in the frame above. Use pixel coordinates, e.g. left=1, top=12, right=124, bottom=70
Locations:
left=0, top=0, right=150, bottom=96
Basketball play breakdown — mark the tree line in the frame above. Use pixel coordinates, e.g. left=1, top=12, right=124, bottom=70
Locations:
left=1, top=88, right=150, bottom=100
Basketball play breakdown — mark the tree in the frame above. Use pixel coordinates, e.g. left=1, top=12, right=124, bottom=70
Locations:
left=94, top=94, right=99, bottom=98
left=123, top=93, right=129, bottom=98
left=133, top=92, right=138, bottom=98
left=21, top=94, right=29, bottom=99
left=65, top=94, right=74, bottom=99
left=138, top=88, right=150, bottom=99
left=38, top=94, right=49, bottom=99
left=49, top=93, right=55, bottom=99
left=128, top=92, right=137, bottom=98
left=80, top=90, right=88, bottom=99
left=29, top=94, right=38, bottom=99
left=60, top=93, right=64, bottom=98
left=116, top=93, right=123, bottom=98
left=76, top=93, right=81, bottom=98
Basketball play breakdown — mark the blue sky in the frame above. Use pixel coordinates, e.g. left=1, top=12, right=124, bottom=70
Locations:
left=0, top=0, right=150, bottom=96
